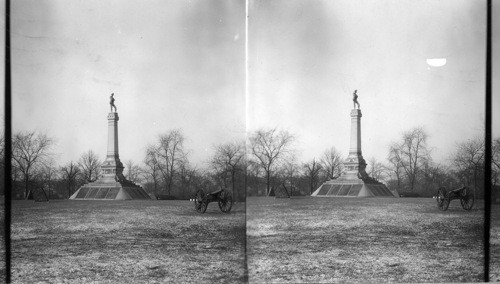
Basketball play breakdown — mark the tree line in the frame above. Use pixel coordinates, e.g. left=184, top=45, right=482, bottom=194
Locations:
left=2, top=127, right=499, bottom=200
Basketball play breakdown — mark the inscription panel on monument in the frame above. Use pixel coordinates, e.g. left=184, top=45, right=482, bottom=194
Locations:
left=327, top=185, right=341, bottom=196
left=86, top=188, right=99, bottom=199
left=76, top=187, right=90, bottom=199
left=95, top=188, right=110, bottom=199
left=317, top=184, right=332, bottom=195
left=338, top=185, right=352, bottom=196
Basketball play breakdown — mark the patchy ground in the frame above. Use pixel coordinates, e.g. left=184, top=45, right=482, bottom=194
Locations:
left=0, top=196, right=5, bottom=283
left=11, top=200, right=246, bottom=283
left=247, top=197, right=485, bottom=283
left=491, top=204, right=500, bottom=282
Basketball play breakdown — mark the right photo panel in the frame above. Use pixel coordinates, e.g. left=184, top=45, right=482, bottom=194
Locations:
left=246, top=0, right=489, bottom=282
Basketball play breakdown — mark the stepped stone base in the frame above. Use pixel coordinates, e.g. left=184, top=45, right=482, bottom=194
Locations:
left=70, top=179, right=150, bottom=200
left=312, top=107, right=397, bottom=198
left=72, top=111, right=151, bottom=200
left=312, top=174, right=397, bottom=198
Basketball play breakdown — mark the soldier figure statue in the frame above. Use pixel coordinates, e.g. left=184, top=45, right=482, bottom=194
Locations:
left=110, top=93, right=117, bottom=112
left=353, top=90, right=360, bottom=109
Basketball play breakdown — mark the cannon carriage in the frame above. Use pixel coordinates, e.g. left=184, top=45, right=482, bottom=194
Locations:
left=194, top=188, right=233, bottom=213
left=436, top=186, right=474, bottom=211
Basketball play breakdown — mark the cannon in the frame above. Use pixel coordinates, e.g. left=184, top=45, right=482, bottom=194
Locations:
left=194, top=188, right=233, bottom=213
left=436, top=186, right=474, bottom=211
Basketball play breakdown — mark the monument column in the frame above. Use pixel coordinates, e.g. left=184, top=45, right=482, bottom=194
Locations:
left=344, top=108, right=367, bottom=178
left=106, top=112, right=119, bottom=160
left=102, top=112, right=124, bottom=179
left=349, top=109, right=362, bottom=157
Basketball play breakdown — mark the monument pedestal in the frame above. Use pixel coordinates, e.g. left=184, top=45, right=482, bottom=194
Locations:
left=312, top=109, right=397, bottom=197
left=70, top=112, right=150, bottom=200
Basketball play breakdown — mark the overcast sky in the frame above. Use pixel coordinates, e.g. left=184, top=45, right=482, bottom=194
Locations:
left=7, top=0, right=500, bottom=170
left=249, top=0, right=495, bottom=166
left=10, top=0, right=245, bottom=168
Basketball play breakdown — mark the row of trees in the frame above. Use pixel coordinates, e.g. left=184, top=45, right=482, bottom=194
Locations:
left=381, top=127, right=491, bottom=198
left=4, top=130, right=248, bottom=201
left=2, top=127, right=499, bottom=200
left=7, top=131, right=115, bottom=199
left=245, top=126, right=496, bottom=198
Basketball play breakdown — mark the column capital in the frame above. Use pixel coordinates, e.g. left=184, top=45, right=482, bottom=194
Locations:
left=108, top=112, right=119, bottom=121
left=350, top=109, right=362, bottom=117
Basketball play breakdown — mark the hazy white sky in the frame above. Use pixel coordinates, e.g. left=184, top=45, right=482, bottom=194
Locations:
left=7, top=0, right=499, bottom=169
left=249, top=0, right=494, bottom=164
left=11, top=0, right=245, bottom=167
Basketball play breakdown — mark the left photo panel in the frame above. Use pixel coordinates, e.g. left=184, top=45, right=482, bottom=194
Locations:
left=9, top=0, right=246, bottom=282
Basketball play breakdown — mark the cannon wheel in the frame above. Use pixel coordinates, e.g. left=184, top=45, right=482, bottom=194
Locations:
left=460, top=186, right=474, bottom=211
left=437, top=187, right=449, bottom=211
left=195, top=189, right=207, bottom=213
left=218, top=191, right=233, bottom=213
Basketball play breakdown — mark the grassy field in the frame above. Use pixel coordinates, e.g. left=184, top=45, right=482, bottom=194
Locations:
left=0, top=197, right=5, bottom=283
left=247, top=196, right=486, bottom=283
left=490, top=204, right=500, bottom=282
left=11, top=200, right=246, bottom=283
left=6, top=197, right=500, bottom=283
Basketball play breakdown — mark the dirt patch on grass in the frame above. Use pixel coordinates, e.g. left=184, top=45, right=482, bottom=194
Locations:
left=11, top=200, right=246, bottom=283
left=247, top=197, right=485, bottom=283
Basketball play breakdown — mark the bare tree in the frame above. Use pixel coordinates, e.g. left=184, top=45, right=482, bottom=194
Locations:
left=78, top=150, right=101, bottom=183
left=320, top=147, right=343, bottom=181
left=303, top=158, right=322, bottom=195
left=177, top=158, right=198, bottom=197
left=61, top=161, right=80, bottom=198
left=143, top=145, right=161, bottom=196
left=387, top=145, right=404, bottom=191
left=421, top=162, right=456, bottom=191
left=279, top=154, right=299, bottom=197
left=492, top=137, right=500, bottom=186
left=210, top=141, right=245, bottom=197
left=249, top=128, right=295, bottom=196
left=39, top=160, right=59, bottom=199
left=156, top=129, right=187, bottom=195
left=367, top=157, right=386, bottom=181
left=124, top=160, right=142, bottom=184
left=246, top=160, right=264, bottom=196
left=389, top=127, right=431, bottom=192
left=453, top=136, right=484, bottom=198
left=12, top=131, right=54, bottom=198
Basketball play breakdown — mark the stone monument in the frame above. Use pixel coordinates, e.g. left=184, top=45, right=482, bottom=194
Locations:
left=70, top=95, right=151, bottom=200
left=312, top=91, right=397, bottom=197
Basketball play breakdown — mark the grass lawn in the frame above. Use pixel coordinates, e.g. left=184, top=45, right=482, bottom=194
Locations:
left=491, top=204, right=500, bottom=282
left=247, top=196, right=485, bottom=283
left=11, top=199, right=246, bottom=283
left=0, top=197, right=4, bottom=283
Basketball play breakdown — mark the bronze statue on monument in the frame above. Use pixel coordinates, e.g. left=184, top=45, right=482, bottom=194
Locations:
left=353, top=90, right=360, bottom=109
left=110, top=93, right=117, bottom=112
